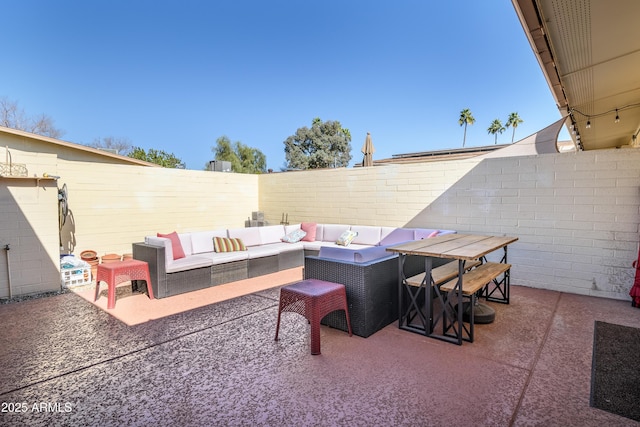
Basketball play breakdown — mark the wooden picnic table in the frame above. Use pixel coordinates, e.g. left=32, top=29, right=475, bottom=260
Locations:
left=386, top=234, right=518, bottom=345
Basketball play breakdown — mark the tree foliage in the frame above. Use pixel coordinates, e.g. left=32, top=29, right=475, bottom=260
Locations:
left=505, top=112, right=524, bottom=143
left=284, top=118, right=352, bottom=170
left=212, top=136, right=266, bottom=174
left=458, top=108, right=475, bottom=148
left=487, top=119, right=506, bottom=144
left=129, top=147, right=184, bottom=168
left=0, top=96, right=64, bottom=138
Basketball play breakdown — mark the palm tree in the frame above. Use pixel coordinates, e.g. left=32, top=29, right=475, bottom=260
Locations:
left=505, top=112, right=524, bottom=143
left=458, top=108, right=475, bottom=147
left=487, top=119, right=506, bottom=144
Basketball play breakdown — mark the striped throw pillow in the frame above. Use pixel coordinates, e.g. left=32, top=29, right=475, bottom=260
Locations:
left=213, top=237, right=247, bottom=253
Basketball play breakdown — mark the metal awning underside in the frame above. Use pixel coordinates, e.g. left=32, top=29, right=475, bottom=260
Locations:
left=512, top=0, right=640, bottom=151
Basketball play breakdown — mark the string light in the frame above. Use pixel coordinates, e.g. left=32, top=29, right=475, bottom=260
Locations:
left=570, top=102, right=640, bottom=128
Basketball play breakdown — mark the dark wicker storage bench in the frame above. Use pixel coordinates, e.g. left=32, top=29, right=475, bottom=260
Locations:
left=304, top=253, right=446, bottom=338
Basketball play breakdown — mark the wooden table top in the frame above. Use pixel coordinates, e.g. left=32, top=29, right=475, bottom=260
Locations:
left=386, top=234, right=518, bottom=261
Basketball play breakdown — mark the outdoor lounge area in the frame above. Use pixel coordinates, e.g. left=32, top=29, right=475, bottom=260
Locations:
left=1, top=268, right=640, bottom=425
left=3, top=1, right=640, bottom=424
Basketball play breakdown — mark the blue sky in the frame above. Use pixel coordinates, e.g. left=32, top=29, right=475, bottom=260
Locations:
left=2, top=1, right=564, bottom=171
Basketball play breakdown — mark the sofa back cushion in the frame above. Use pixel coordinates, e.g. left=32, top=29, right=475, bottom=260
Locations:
left=350, top=225, right=381, bottom=245
left=228, top=227, right=262, bottom=247
left=322, top=224, right=350, bottom=242
left=178, top=233, right=193, bottom=256
left=379, top=228, right=415, bottom=246
left=285, top=224, right=301, bottom=235
left=380, top=226, right=396, bottom=242
left=191, top=230, right=228, bottom=254
left=258, top=225, right=286, bottom=245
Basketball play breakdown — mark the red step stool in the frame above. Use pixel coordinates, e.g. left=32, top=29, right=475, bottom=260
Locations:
left=94, top=259, right=154, bottom=309
left=275, top=279, right=352, bottom=355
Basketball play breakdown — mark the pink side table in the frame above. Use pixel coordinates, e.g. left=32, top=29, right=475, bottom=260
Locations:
left=94, top=259, right=154, bottom=309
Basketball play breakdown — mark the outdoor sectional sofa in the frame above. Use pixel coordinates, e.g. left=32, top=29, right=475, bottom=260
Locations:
left=132, top=224, right=454, bottom=301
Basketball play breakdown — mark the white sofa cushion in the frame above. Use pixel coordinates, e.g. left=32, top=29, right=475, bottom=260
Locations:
left=197, top=250, right=249, bottom=264
left=191, top=229, right=228, bottom=254
left=350, top=225, right=381, bottom=245
left=166, top=255, right=213, bottom=273
left=259, top=225, right=286, bottom=244
left=228, top=227, right=262, bottom=247
left=321, top=224, right=350, bottom=242
left=275, top=241, right=305, bottom=253
left=285, top=224, right=302, bottom=235
left=165, top=255, right=213, bottom=273
left=178, top=233, right=193, bottom=256
left=247, top=245, right=281, bottom=258
left=302, top=241, right=371, bottom=252
left=380, top=227, right=396, bottom=242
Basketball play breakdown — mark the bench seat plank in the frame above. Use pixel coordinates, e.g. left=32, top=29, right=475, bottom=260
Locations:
left=439, top=262, right=511, bottom=295
left=406, top=259, right=481, bottom=287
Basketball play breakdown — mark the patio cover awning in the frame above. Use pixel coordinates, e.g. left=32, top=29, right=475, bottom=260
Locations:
left=479, top=116, right=571, bottom=159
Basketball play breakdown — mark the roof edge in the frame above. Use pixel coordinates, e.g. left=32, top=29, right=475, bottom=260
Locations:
left=0, top=125, right=160, bottom=167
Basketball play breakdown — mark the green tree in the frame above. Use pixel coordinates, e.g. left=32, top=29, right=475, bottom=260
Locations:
left=284, top=118, right=352, bottom=170
left=505, top=112, right=524, bottom=143
left=212, top=136, right=266, bottom=174
left=458, top=108, right=475, bottom=147
left=129, top=147, right=184, bottom=168
left=487, top=119, right=506, bottom=144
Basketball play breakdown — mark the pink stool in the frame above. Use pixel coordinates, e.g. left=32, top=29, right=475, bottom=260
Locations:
left=275, top=279, right=352, bottom=355
left=94, top=259, right=154, bottom=309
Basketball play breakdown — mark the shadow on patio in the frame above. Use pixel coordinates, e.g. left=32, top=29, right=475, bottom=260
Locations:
left=0, top=269, right=639, bottom=426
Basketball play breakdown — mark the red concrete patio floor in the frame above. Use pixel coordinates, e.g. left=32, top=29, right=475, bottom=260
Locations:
left=1, top=268, right=639, bottom=426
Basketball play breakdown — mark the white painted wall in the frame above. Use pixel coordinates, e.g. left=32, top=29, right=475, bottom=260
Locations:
left=2, top=128, right=639, bottom=302
left=260, top=150, right=640, bottom=300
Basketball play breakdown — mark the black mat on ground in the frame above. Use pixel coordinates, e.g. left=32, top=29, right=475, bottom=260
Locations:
left=590, top=321, right=640, bottom=421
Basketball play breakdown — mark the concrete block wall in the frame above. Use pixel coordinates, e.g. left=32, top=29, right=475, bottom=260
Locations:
left=260, top=150, right=640, bottom=300
left=3, top=127, right=640, bottom=301
left=406, top=150, right=640, bottom=300
left=258, top=161, right=478, bottom=227
left=1, top=141, right=259, bottom=298
left=55, top=161, right=259, bottom=257
left=0, top=178, right=60, bottom=298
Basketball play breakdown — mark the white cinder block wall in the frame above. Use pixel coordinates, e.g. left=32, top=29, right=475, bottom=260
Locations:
left=1, top=142, right=259, bottom=298
left=260, top=149, right=640, bottom=300
left=54, top=161, right=259, bottom=256
left=2, top=133, right=640, bottom=301
left=407, top=150, right=640, bottom=300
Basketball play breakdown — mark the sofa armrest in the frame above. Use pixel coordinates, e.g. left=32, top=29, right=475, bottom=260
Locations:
left=132, top=242, right=166, bottom=300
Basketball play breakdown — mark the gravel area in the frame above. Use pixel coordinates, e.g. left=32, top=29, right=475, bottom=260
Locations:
left=0, top=283, right=95, bottom=304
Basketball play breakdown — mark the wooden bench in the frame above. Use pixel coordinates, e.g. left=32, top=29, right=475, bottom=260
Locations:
left=438, top=261, right=511, bottom=343
left=405, top=259, right=481, bottom=288
left=439, top=262, right=511, bottom=295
